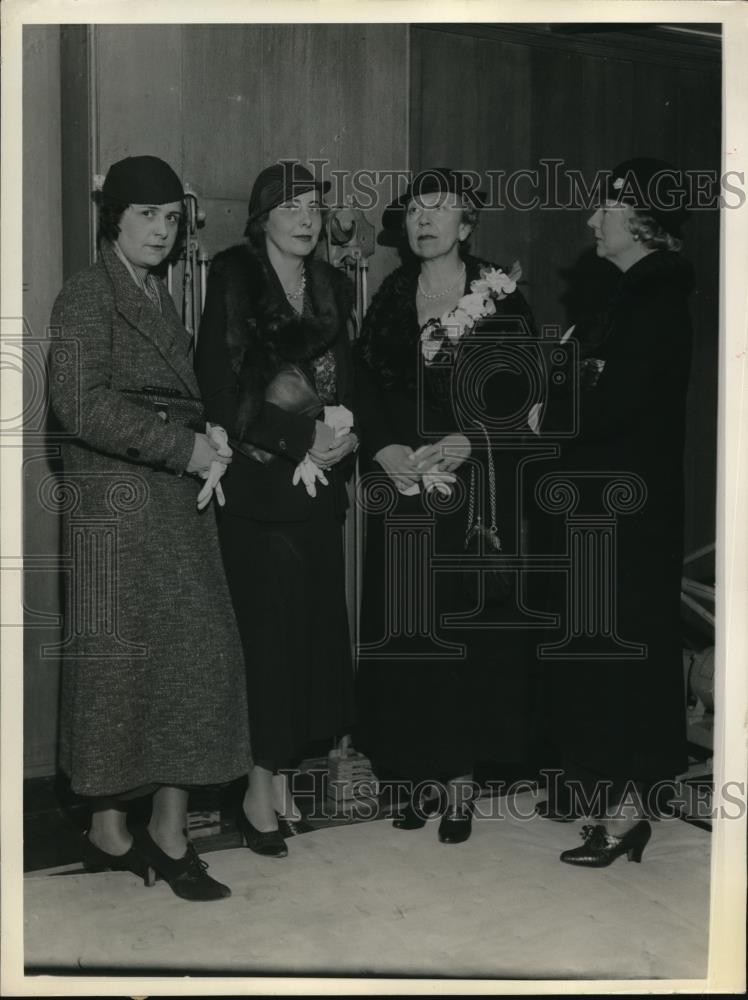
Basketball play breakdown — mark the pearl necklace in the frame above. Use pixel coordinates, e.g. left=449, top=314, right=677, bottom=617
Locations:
left=417, top=263, right=466, bottom=301
left=285, top=268, right=307, bottom=302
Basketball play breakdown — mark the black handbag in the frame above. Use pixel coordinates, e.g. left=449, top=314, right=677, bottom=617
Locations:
left=237, top=363, right=323, bottom=464
left=120, top=385, right=205, bottom=431
left=460, top=422, right=514, bottom=606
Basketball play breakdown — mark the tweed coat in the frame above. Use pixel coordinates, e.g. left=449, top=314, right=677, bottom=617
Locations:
left=48, top=240, right=250, bottom=797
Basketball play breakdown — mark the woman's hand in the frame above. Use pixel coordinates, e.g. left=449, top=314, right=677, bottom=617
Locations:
left=186, top=432, right=232, bottom=476
left=414, top=434, right=471, bottom=474
left=309, top=419, right=335, bottom=457
left=374, top=443, right=419, bottom=491
left=310, top=432, right=359, bottom=469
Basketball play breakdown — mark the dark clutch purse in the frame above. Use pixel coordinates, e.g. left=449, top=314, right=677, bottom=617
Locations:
left=120, top=385, right=205, bottom=431
left=238, top=363, right=323, bottom=464
left=460, top=422, right=514, bottom=606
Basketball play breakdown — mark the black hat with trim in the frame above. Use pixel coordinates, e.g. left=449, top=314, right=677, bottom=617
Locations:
left=605, top=157, right=689, bottom=237
left=381, top=167, right=487, bottom=230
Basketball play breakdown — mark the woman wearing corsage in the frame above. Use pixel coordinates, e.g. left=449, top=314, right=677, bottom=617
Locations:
left=354, top=168, right=535, bottom=843
left=196, top=161, right=357, bottom=858
left=534, top=158, right=693, bottom=868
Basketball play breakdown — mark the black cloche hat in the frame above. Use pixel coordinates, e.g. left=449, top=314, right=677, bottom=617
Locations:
left=246, top=161, right=331, bottom=228
left=101, top=155, right=184, bottom=204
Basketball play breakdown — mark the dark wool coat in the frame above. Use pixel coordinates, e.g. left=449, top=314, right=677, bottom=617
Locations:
left=533, top=249, right=693, bottom=782
left=48, top=241, right=250, bottom=797
left=195, top=244, right=355, bottom=521
left=353, top=255, right=538, bottom=781
left=195, top=244, right=356, bottom=764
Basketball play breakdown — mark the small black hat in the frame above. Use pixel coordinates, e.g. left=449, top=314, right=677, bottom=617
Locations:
left=606, top=157, right=689, bottom=237
left=382, top=167, right=487, bottom=230
left=101, top=155, right=184, bottom=204
left=246, top=161, right=331, bottom=227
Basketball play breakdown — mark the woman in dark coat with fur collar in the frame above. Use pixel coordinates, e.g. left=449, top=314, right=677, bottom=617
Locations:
left=534, top=159, right=694, bottom=868
left=196, top=162, right=357, bottom=858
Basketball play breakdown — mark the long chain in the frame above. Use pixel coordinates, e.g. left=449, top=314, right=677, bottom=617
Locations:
left=417, top=263, right=466, bottom=301
left=466, top=421, right=500, bottom=542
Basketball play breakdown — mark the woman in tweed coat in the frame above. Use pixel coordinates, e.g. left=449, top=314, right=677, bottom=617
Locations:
left=48, top=156, right=250, bottom=901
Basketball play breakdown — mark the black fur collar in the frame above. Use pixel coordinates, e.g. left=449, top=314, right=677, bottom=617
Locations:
left=210, top=243, right=341, bottom=375
left=208, top=242, right=350, bottom=437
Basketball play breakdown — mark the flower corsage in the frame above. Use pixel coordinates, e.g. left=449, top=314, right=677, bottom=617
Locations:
left=420, top=261, right=522, bottom=364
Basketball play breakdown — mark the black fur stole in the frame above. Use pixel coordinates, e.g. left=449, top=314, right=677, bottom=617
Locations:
left=208, top=243, right=351, bottom=436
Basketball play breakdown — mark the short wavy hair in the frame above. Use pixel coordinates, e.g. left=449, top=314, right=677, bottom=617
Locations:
left=459, top=200, right=480, bottom=255
left=627, top=210, right=682, bottom=252
left=96, top=194, right=187, bottom=262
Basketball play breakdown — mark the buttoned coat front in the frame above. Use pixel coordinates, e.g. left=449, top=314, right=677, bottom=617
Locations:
left=48, top=241, right=250, bottom=796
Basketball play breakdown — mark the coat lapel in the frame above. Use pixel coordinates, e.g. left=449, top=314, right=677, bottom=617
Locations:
left=100, top=241, right=199, bottom=396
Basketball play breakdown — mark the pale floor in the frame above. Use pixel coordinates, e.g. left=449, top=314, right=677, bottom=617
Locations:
left=24, top=793, right=710, bottom=981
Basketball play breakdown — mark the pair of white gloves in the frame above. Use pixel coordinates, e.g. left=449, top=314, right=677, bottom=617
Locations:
left=396, top=444, right=457, bottom=497
left=292, top=405, right=354, bottom=498
left=196, top=423, right=232, bottom=511
left=196, top=406, right=356, bottom=508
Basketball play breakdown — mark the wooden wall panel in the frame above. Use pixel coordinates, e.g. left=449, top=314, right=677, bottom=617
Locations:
left=675, top=69, right=721, bottom=551
left=94, top=25, right=183, bottom=173
left=180, top=25, right=265, bottom=202
left=335, top=24, right=410, bottom=293
left=94, top=23, right=409, bottom=292
left=60, top=26, right=95, bottom=280
left=260, top=25, right=343, bottom=164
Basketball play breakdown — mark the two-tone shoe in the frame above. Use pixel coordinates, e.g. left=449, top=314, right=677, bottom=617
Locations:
left=560, top=820, right=652, bottom=867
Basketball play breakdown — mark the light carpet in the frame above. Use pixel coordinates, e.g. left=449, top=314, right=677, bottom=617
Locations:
left=24, top=794, right=710, bottom=980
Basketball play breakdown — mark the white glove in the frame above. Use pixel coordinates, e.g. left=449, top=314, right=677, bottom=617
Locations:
left=422, top=466, right=456, bottom=496
left=196, top=423, right=232, bottom=510
left=292, top=456, right=329, bottom=498
left=323, top=404, right=354, bottom=438
left=395, top=464, right=456, bottom=497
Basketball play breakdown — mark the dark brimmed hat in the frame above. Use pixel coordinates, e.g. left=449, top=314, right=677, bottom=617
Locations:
left=605, top=157, right=689, bottom=237
left=245, top=161, right=331, bottom=229
left=101, top=155, right=184, bottom=204
left=382, top=167, right=487, bottom=230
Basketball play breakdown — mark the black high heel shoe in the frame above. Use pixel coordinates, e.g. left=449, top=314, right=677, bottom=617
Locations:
left=238, top=809, right=288, bottom=857
left=82, top=835, right=148, bottom=881
left=132, top=827, right=231, bottom=900
left=560, top=820, right=652, bottom=867
left=437, top=801, right=474, bottom=844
